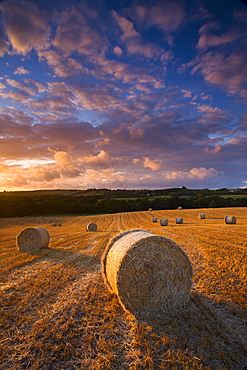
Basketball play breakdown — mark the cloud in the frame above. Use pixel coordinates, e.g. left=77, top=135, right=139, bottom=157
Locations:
left=190, top=49, right=247, bottom=98
left=0, top=25, right=8, bottom=56
left=204, top=144, right=222, bottom=154
left=0, top=0, right=50, bottom=54
left=5, top=78, right=36, bottom=95
left=163, top=167, right=222, bottom=182
left=181, top=89, right=192, bottom=98
left=143, top=157, right=162, bottom=171
left=0, top=82, right=7, bottom=89
left=197, top=30, right=239, bottom=50
left=14, top=66, right=30, bottom=75
left=113, top=11, right=140, bottom=41
left=196, top=20, right=242, bottom=51
left=113, top=46, right=123, bottom=56
left=30, top=166, right=61, bottom=182
left=113, top=10, right=162, bottom=58
left=22, top=79, right=46, bottom=93
left=38, top=50, right=87, bottom=77
left=0, top=0, right=245, bottom=191
left=0, top=163, right=9, bottom=172
left=124, top=38, right=162, bottom=58
left=0, top=90, right=31, bottom=103
left=52, top=5, right=105, bottom=57
left=134, top=2, right=185, bottom=33
left=72, top=83, right=123, bottom=111
left=189, top=167, right=220, bottom=180
left=0, top=173, right=29, bottom=187
left=79, top=150, right=111, bottom=168
left=54, top=151, right=72, bottom=166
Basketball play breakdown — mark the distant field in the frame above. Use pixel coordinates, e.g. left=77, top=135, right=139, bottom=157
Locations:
left=220, top=194, right=247, bottom=199
left=1, top=208, right=247, bottom=369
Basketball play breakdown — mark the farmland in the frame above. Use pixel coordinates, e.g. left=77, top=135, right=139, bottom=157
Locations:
left=0, top=208, right=247, bottom=370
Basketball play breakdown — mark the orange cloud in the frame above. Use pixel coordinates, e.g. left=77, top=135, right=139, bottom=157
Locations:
left=79, top=150, right=111, bottom=168
left=143, top=157, right=162, bottom=171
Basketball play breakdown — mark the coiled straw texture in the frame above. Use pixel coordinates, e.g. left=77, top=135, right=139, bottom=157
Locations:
left=16, top=227, right=50, bottom=252
left=102, top=229, right=193, bottom=318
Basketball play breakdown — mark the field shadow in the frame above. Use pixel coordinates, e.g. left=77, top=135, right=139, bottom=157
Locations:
left=29, top=246, right=101, bottom=272
left=205, top=217, right=224, bottom=219
left=95, top=230, right=119, bottom=233
left=138, top=292, right=247, bottom=370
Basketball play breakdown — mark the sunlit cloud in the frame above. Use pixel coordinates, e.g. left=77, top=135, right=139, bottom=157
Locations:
left=14, top=66, right=30, bottom=75
left=143, top=157, right=162, bottom=171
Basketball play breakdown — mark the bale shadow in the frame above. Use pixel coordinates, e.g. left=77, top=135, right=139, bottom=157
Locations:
left=205, top=217, right=224, bottom=220
left=137, top=292, right=247, bottom=370
left=95, top=230, right=119, bottom=233
left=29, top=246, right=101, bottom=273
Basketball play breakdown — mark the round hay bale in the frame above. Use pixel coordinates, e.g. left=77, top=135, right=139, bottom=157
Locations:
left=160, top=218, right=168, bottom=226
left=16, top=227, right=50, bottom=252
left=199, top=213, right=205, bottom=219
left=225, top=216, right=236, bottom=224
left=52, top=222, right=57, bottom=227
left=152, top=217, right=157, bottom=223
left=178, top=206, right=182, bottom=210
left=102, top=229, right=193, bottom=317
left=57, top=222, right=62, bottom=226
left=176, top=217, right=183, bottom=224
left=148, top=208, right=152, bottom=211
left=86, top=223, right=97, bottom=232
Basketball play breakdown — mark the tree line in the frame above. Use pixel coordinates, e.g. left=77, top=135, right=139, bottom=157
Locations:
left=1, top=187, right=247, bottom=218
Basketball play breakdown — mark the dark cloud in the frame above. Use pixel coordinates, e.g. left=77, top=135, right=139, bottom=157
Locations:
left=0, top=0, right=50, bottom=54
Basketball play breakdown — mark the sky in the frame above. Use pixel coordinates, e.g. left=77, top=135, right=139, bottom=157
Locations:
left=0, top=0, right=247, bottom=191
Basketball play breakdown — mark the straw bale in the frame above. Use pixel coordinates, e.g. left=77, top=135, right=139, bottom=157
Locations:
left=199, top=213, right=205, bottom=219
left=52, top=222, right=57, bottom=226
left=149, top=208, right=152, bottom=211
left=152, top=217, right=157, bottom=222
left=16, top=227, right=50, bottom=252
left=178, top=206, right=182, bottom=210
left=102, top=229, right=193, bottom=318
left=86, top=223, right=98, bottom=232
left=57, top=222, right=62, bottom=226
left=160, top=218, right=168, bottom=226
left=225, top=216, right=236, bottom=224
left=176, top=217, right=183, bottom=224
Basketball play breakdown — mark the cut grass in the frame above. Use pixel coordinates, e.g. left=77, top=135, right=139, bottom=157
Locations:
left=0, top=208, right=247, bottom=369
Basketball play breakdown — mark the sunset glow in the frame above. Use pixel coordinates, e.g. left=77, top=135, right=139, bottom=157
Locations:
left=0, top=0, right=246, bottom=191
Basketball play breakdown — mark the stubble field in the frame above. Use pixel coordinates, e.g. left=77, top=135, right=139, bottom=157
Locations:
left=0, top=207, right=247, bottom=370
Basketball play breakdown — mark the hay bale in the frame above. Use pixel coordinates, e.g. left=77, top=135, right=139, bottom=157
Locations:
left=148, top=208, right=152, bottom=211
left=86, top=223, right=97, bottom=232
left=152, top=217, right=157, bottom=222
left=178, top=206, right=182, bottom=210
left=57, top=222, right=62, bottom=226
left=199, top=213, right=205, bottom=219
left=16, top=227, right=50, bottom=252
left=52, top=222, right=57, bottom=226
left=225, top=216, right=236, bottom=224
left=102, top=229, right=193, bottom=317
left=160, top=218, right=168, bottom=226
left=176, top=217, right=183, bottom=224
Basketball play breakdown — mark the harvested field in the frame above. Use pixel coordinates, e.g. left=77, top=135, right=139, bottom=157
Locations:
left=0, top=207, right=247, bottom=370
